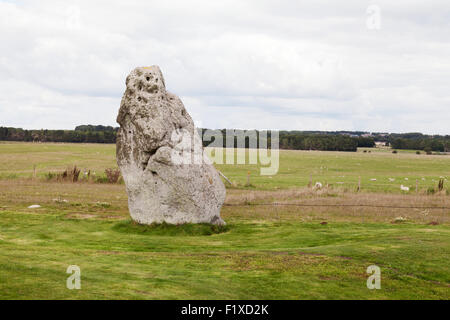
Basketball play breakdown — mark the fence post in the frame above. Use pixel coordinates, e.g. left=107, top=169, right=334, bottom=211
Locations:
left=33, top=164, right=36, bottom=179
left=416, top=179, right=419, bottom=193
left=438, top=179, right=444, bottom=192
left=246, top=171, right=251, bottom=187
left=357, top=176, right=361, bottom=192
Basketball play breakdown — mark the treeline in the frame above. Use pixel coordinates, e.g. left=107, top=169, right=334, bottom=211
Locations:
left=0, top=126, right=373, bottom=152
left=277, top=132, right=373, bottom=151
left=0, top=126, right=117, bottom=143
left=198, top=129, right=369, bottom=151
left=74, top=125, right=117, bottom=132
left=1, top=125, right=448, bottom=152
left=390, top=133, right=450, bottom=152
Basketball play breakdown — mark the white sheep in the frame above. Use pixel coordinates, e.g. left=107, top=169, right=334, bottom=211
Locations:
left=314, top=182, right=323, bottom=189
left=400, top=185, right=410, bottom=192
left=389, top=178, right=395, bottom=182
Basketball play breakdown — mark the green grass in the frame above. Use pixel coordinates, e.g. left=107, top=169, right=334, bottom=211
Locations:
left=0, top=142, right=449, bottom=193
left=0, top=209, right=448, bottom=299
left=0, top=142, right=448, bottom=299
left=216, top=148, right=449, bottom=193
left=0, top=142, right=116, bottom=180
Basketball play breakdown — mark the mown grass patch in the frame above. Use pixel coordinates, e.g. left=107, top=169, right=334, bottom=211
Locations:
left=0, top=209, right=448, bottom=299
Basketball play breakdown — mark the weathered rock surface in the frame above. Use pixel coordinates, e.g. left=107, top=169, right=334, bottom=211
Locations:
left=116, top=66, right=226, bottom=225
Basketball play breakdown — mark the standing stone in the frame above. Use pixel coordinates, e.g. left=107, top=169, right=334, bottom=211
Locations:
left=116, top=66, right=226, bottom=225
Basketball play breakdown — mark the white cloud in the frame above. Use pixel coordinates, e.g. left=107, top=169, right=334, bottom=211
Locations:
left=0, top=0, right=449, bottom=134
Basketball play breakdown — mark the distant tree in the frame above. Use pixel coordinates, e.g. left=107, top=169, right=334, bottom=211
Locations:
left=0, top=126, right=448, bottom=153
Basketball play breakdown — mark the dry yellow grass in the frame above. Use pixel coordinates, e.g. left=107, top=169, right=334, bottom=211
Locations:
left=224, top=188, right=449, bottom=223
left=1, top=179, right=448, bottom=224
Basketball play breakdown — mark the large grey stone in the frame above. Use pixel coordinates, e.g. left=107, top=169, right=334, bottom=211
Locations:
left=116, top=66, right=226, bottom=225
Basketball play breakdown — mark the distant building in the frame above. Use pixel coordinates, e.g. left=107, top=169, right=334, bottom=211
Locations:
left=375, top=141, right=389, bottom=147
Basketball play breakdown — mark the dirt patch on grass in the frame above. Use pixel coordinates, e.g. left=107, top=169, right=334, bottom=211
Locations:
left=65, top=213, right=98, bottom=219
left=134, top=290, right=155, bottom=297
left=97, top=250, right=122, bottom=255
left=262, top=251, right=291, bottom=255
left=101, top=215, right=126, bottom=220
left=297, top=251, right=324, bottom=256
left=319, top=275, right=340, bottom=281
left=65, top=212, right=125, bottom=220
left=337, top=256, right=353, bottom=260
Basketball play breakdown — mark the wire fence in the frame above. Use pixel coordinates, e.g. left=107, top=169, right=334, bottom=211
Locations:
left=224, top=203, right=450, bottom=210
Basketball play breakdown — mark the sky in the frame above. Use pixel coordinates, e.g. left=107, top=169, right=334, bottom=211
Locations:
left=0, top=0, right=449, bottom=134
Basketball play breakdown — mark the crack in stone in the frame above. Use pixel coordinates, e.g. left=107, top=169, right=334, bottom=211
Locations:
left=142, top=146, right=161, bottom=171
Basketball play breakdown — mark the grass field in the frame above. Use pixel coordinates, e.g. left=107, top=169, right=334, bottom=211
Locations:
left=0, top=142, right=449, bottom=299
left=1, top=142, right=449, bottom=193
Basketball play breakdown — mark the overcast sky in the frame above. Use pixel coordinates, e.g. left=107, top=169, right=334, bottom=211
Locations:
left=1, top=0, right=449, bottom=134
